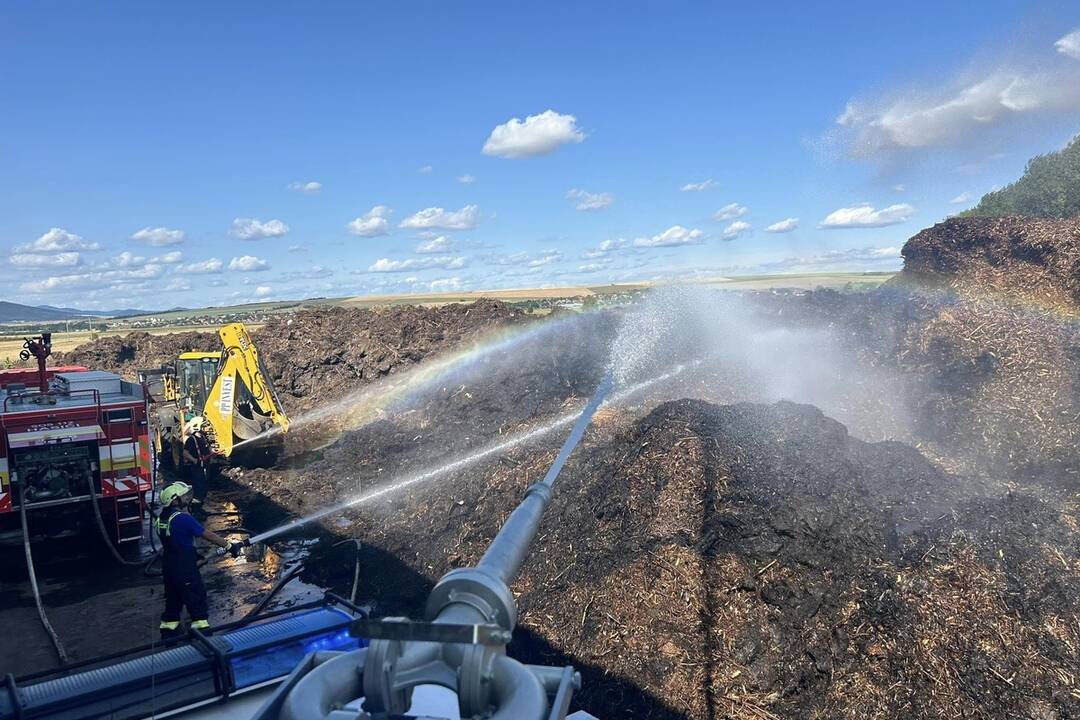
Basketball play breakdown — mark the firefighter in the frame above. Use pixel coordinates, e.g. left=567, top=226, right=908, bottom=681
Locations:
left=182, top=417, right=213, bottom=508
left=156, top=481, right=244, bottom=639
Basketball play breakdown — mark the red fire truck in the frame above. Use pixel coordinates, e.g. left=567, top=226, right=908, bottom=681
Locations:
left=0, top=335, right=153, bottom=547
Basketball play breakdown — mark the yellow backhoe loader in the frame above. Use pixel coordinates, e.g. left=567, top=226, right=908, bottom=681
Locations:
left=140, top=323, right=290, bottom=468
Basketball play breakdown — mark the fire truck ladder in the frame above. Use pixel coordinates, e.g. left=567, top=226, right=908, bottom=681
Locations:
left=87, top=389, right=145, bottom=566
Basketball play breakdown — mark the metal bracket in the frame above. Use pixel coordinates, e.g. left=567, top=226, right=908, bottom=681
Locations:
left=350, top=617, right=512, bottom=646
left=188, top=627, right=236, bottom=698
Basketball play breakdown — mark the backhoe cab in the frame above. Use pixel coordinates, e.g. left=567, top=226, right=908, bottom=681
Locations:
left=144, top=323, right=289, bottom=467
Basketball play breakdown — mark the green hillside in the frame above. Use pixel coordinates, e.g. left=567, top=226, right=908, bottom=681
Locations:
left=964, top=135, right=1080, bottom=219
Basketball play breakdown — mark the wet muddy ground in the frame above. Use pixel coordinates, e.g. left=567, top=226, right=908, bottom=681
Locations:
left=0, top=473, right=322, bottom=678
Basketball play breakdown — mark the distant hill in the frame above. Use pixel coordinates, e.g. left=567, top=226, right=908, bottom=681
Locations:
left=36, top=305, right=113, bottom=317
left=35, top=304, right=159, bottom=318
left=964, top=135, right=1080, bottom=219
left=0, top=302, right=79, bottom=322
left=0, top=302, right=162, bottom=322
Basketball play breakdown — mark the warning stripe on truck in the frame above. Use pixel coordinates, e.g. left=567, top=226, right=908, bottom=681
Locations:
left=102, top=476, right=140, bottom=492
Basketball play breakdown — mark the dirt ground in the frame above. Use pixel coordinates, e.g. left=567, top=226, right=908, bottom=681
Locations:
left=0, top=476, right=323, bottom=678
left=8, top=217, right=1079, bottom=718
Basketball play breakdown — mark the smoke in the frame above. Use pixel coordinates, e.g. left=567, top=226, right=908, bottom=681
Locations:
left=610, top=286, right=913, bottom=442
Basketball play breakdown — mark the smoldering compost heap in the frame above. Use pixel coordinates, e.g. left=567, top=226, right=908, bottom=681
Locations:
left=59, top=218, right=1079, bottom=719
left=58, top=299, right=530, bottom=412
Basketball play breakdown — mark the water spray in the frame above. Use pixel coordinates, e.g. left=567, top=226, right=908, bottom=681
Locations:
left=234, top=312, right=596, bottom=452
left=255, top=370, right=617, bottom=720
left=246, top=363, right=690, bottom=545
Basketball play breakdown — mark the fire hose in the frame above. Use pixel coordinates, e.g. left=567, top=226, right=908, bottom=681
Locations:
left=17, top=481, right=69, bottom=664
left=84, top=472, right=145, bottom=567
left=260, top=371, right=615, bottom=720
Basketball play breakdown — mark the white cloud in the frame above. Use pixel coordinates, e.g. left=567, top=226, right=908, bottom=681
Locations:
left=111, top=251, right=146, bottom=268
left=722, top=220, right=752, bottom=240
left=288, top=181, right=322, bottom=194
left=429, top=277, right=463, bottom=292
left=835, top=50, right=1080, bottom=158
left=9, top=252, right=81, bottom=268
left=582, top=238, right=629, bottom=258
left=527, top=250, right=562, bottom=267
left=633, top=225, right=704, bottom=248
left=1056, top=29, right=1080, bottom=60
left=577, top=262, right=607, bottom=272
left=346, top=206, right=392, bottom=237
left=367, top=256, right=467, bottom=273
left=566, top=189, right=614, bottom=211
left=400, top=205, right=479, bottom=231
left=765, top=218, right=799, bottom=233
left=680, top=179, right=716, bottom=192
left=760, top=246, right=902, bottom=272
left=20, top=265, right=164, bottom=294
left=416, top=235, right=452, bottom=254
left=16, top=228, right=100, bottom=253
left=713, top=203, right=748, bottom=221
left=130, top=226, right=185, bottom=246
left=482, top=110, right=585, bottom=158
left=893, top=184, right=907, bottom=192
left=254, top=286, right=272, bottom=297
left=109, top=250, right=182, bottom=268
left=288, top=244, right=308, bottom=252
left=456, top=174, right=476, bottom=184
left=229, top=255, right=270, bottom=272
left=418, top=165, right=434, bottom=174
left=230, top=218, right=289, bottom=240
left=177, top=258, right=225, bottom=274
left=819, top=203, right=915, bottom=228
left=950, top=192, right=973, bottom=204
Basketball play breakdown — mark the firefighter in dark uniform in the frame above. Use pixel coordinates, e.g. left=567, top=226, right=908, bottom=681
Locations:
left=156, top=481, right=244, bottom=639
left=182, top=417, right=213, bottom=508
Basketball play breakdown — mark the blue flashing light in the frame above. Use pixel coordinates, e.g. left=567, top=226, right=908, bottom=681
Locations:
left=230, top=627, right=369, bottom=689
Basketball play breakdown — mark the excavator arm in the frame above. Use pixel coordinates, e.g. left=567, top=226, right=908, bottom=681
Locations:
left=202, top=323, right=290, bottom=457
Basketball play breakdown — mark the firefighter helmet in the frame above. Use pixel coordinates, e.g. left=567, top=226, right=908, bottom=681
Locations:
left=161, top=481, right=193, bottom=506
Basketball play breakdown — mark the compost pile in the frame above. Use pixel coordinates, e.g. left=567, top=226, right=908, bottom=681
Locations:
left=900, top=215, right=1080, bottom=308
left=57, top=299, right=529, bottom=411
left=272, top=398, right=1079, bottom=720
left=751, top=216, right=1080, bottom=480
left=895, top=216, right=1079, bottom=478
left=57, top=330, right=219, bottom=374
left=251, top=299, right=531, bottom=413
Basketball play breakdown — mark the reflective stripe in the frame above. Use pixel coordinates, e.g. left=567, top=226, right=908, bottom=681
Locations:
left=190, top=619, right=210, bottom=629
left=159, top=621, right=180, bottom=630
left=156, top=511, right=183, bottom=537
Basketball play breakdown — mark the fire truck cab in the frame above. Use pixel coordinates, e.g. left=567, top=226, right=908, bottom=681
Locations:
left=0, top=366, right=153, bottom=547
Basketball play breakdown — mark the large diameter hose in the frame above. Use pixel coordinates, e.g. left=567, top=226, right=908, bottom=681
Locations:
left=18, top=481, right=68, bottom=664
left=85, top=472, right=145, bottom=566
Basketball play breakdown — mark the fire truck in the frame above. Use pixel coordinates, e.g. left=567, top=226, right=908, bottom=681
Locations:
left=0, top=334, right=153, bottom=547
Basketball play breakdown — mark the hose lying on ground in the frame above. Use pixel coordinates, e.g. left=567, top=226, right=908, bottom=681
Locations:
left=238, top=538, right=363, bottom=624
left=331, top=538, right=362, bottom=604
left=241, top=563, right=305, bottom=621
left=18, top=481, right=68, bottom=664
left=85, top=473, right=145, bottom=567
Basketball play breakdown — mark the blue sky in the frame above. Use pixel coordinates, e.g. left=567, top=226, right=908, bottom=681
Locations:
left=2, top=2, right=1079, bottom=310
